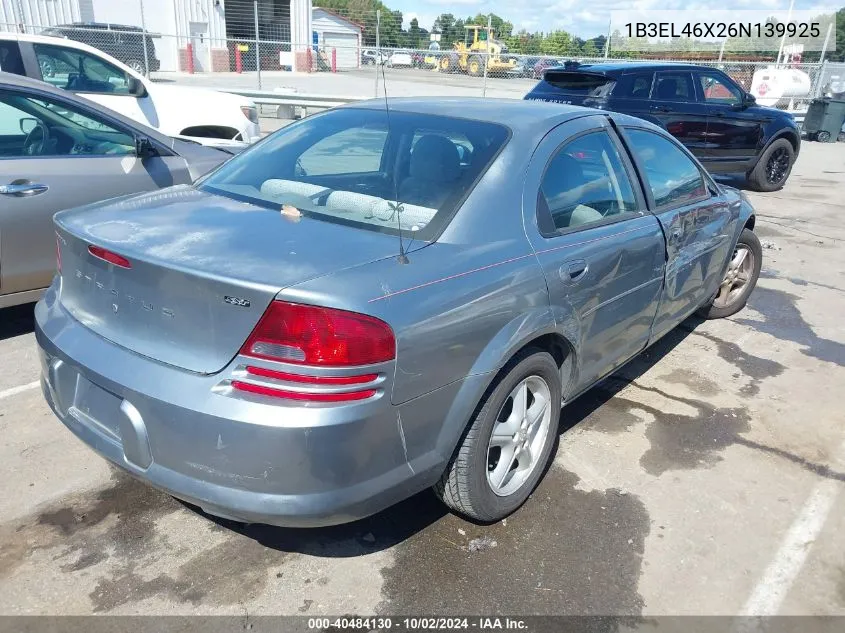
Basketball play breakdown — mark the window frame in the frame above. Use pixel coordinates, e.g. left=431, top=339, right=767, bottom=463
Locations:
left=651, top=71, right=697, bottom=103
left=32, top=42, right=133, bottom=97
left=535, top=126, right=648, bottom=239
left=0, top=85, right=172, bottom=161
left=615, top=124, right=716, bottom=213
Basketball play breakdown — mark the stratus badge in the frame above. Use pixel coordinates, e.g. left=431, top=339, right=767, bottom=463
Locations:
left=224, top=296, right=251, bottom=307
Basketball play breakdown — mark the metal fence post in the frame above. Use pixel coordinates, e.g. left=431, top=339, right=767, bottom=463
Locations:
left=481, top=14, right=491, bottom=98
left=254, top=0, right=262, bottom=89
left=374, top=9, right=381, bottom=98
left=139, top=0, right=150, bottom=77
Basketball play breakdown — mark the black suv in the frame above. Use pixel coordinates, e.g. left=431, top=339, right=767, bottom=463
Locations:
left=525, top=62, right=801, bottom=191
left=40, top=23, right=160, bottom=75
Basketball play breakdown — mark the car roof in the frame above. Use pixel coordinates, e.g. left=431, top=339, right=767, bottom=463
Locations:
left=543, top=61, right=716, bottom=75
left=343, top=97, right=666, bottom=146
left=347, top=97, right=596, bottom=131
left=49, top=22, right=144, bottom=31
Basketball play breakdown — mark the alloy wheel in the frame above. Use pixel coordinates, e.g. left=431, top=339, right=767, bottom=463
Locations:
left=714, top=245, right=754, bottom=308
left=486, top=375, right=553, bottom=497
left=765, top=147, right=790, bottom=185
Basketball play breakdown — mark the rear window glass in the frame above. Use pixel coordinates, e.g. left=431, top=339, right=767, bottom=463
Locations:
left=543, top=72, right=615, bottom=97
left=199, top=108, right=509, bottom=241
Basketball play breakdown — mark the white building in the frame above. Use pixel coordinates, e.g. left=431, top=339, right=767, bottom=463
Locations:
left=312, top=7, right=361, bottom=69
left=1, top=0, right=313, bottom=72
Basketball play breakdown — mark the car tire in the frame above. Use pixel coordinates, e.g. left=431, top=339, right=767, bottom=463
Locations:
left=747, top=138, right=794, bottom=192
left=697, top=228, right=762, bottom=320
left=816, top=131, right=831, bottom=143
left=125, top=59, right=146, bottom=74
left=435, top=349, right=561, bottom=522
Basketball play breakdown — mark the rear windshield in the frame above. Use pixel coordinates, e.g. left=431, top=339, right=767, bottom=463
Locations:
left=199, top=108, right=509, bottom=240
left=542, top=71, right=615, bottom=97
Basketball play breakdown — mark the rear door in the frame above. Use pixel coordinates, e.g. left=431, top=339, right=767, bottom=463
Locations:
left=0, top=85, right=190, bottom=298
left=617, top=125, right=739, bottom=341
left=695, top=69, right=766, bottom=172
left=650, top=71, right=711, bottom=160
left=521, top=115, right=666, bottom=394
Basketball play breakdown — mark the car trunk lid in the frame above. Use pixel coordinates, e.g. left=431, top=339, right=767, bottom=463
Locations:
left=55, top=186, right=401, bottom=374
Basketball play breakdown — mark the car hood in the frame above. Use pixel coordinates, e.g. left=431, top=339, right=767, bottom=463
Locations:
left=146, top=82, right=254, bottom=109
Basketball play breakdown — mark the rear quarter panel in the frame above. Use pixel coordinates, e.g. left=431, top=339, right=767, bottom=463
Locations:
left=281, top=141, right=555, bottom=467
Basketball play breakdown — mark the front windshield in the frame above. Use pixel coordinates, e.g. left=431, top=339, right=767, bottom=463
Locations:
left=199, top=108, right=509, bottom=240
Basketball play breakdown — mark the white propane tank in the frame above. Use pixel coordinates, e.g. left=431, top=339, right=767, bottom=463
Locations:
left=750, top=67, right=812, bottom=107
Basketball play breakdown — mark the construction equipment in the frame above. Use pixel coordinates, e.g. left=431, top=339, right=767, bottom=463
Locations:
left=438, top=25, right=516, bottom=77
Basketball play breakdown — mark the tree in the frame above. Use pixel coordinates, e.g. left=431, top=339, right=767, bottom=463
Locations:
left=581, top=39, right=599, bottom=58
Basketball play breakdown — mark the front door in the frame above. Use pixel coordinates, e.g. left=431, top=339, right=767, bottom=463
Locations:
left=618, top=126, right=739, bottom=341
left=521, top=115, right=666, bottom=395
left=651, top=71, right=711, bottom=161
left=0, top=86, right=190, bottom=299
left=695, top=70, right=767, bottom=173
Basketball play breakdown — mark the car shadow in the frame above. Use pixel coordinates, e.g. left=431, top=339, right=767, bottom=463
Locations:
left=193, top=315, right=705, bottom=555
left=0, top=302, right=36, bottom=341
left=559, top=315, right=704, bottom=434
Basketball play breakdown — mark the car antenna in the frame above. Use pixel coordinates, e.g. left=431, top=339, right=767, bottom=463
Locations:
left=381, top=54, right=409, bottom=265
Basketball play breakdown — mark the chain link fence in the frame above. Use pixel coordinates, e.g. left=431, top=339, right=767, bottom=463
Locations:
left=2, top=2, right=843, bottom=112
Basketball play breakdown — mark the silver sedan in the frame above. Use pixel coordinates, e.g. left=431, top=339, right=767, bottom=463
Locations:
left=0, top=72, right=234, bottom=308
left=35, top=98, right=762, bottom=526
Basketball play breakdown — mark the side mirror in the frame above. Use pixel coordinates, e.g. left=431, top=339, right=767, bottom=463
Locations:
left=135, top=136, right=158, bottom=158
left=127, top=76, right=147, bottom=97
left=742, top=93, right=756, bottom=107
left=20, top=117, right=38, bottom=135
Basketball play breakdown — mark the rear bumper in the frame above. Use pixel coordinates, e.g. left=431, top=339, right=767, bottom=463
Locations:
left=35, top=283, right=446, bottom=527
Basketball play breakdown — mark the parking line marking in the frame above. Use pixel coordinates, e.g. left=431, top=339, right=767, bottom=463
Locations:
left=0, top=381, right=40, bottom=400
left=739, top=438, right=845, bottom=616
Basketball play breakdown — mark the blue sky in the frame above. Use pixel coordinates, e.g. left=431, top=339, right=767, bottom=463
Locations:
left=395, top=1, right=836, bottom=40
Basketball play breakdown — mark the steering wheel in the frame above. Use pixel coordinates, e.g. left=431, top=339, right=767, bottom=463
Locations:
left=23, top=121, right=51, bottom=157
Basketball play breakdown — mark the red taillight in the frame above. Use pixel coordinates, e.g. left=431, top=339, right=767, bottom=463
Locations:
left=240, top=301, right=395, bottom=366
left=231, top=380, right=376, bottom=402
left=56, top=234, right=62, bottom=274
left=245, top=366, right=378, bottom=385
left=88, top=245, right=131, bottom=269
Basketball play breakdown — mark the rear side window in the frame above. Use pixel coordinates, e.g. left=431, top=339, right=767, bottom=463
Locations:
left=0, top=42, right=25, bottom=75
left=543, top=72, right=615, bottom=97
left=624, top=128, right=707, bottom=208
left=613, top=72, right=654, bottom=99
left=540, top=131, right=638, bottom=232
left=200, top=108, right=509, bottom=241
left=653, top=72, right=695, bottom=102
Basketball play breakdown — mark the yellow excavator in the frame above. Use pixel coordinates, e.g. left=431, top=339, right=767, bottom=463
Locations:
left=436, top=25, right=516, bottom=76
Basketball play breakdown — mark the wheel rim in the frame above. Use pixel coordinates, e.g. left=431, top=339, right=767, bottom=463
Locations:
left=765, top=147, right=790, bottom=184
left=128, top=60, right=144, bottom=73
left=713, top=244, right=754, bottom=308
left=486, top=375, right=553, bottom=497
left=470, top=61, right=479, bottom=73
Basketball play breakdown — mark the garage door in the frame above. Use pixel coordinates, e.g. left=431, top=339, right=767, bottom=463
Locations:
left=323, top=32, right=358, bottom=69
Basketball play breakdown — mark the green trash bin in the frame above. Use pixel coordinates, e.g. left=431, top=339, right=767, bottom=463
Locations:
left=803, top=98, right=845, bottom=142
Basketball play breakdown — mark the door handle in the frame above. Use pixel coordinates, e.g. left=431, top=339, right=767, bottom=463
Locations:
left=560, top=259, right=588, bottom=284
left=0, top=182, right=49, bottom=197
left=715, top=111, right=726, bottom=117
left=650, top=105, right=671, bottom=113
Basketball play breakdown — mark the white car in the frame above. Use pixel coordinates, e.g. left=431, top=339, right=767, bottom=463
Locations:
left=0, top=32, right=260, bottom=143
left=387, top=50, right=413, bottom=68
